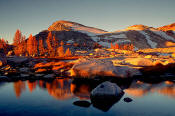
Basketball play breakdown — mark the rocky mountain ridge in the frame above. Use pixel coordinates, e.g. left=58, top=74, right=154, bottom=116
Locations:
left=36, top=20, right=175, bottom=50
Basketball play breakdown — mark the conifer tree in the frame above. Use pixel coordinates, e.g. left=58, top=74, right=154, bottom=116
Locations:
left=38, top=38, right=45, bottom=56
left=33, top=36, right=38, bottom=56
left=65, top=48, right=72, bottom=56
left=13, top=29, right=22, bottom=46
left=111, top=42, right=114, bottom=49
left=46, top=32, right=54, bottom=56
left=57, top=45, right=64, bottom=57
left=52, top=35, right=58, bottom=56
left=27, top=34, right=34, bottom=56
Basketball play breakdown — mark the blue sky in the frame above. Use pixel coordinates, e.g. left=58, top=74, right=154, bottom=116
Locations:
left=0, top=0, right=175, bottom=43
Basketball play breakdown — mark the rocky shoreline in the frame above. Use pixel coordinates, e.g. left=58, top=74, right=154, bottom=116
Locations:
left=1, top=55, right=175, bottom=82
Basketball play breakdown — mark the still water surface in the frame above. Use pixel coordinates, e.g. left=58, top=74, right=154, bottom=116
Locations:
left=0, top=78, right=175, bottom=116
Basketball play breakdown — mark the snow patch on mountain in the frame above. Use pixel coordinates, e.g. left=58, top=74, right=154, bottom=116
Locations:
left=63, top=22, right=107, bottom=36
left=103, top=37, right=113, bottom=40
left=151, top=29, right=175, bottom=42
left=97, top=39, right=131, bottom=48
left=109, top=34, right=127, bottom=38
left=91, top=36, right=100, bottom=42
left=98, top=42, right=111, bottom=48
left=116, top=39, right=131, bottom=44
left=139, top=31, right=157, bottom=48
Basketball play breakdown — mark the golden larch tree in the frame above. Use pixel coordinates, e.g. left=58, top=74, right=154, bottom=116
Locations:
left=38, top=38, right=45, bottom=56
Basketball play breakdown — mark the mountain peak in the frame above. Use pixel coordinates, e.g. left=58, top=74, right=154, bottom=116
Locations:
left=126, top=24, right=151, bottom=30
left=157, top=23, right=175, bottom=31
left=48, top=20, right=107, bottom=34
left=48, top=20, right=80, bottom=31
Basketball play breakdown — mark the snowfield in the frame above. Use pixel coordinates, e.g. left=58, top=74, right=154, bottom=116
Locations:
left=109, top=34, right=127, bottom=38
left=139, top=31, right=157, bottom=48
left=63, top=22, right=107, bottom=36
left=151, top=29, right=175, bottom=42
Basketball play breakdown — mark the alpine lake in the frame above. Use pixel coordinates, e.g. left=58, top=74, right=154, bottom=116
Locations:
left=0, top=77, right=175, bottom=116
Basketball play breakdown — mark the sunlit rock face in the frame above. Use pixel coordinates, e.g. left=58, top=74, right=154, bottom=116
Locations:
left=157, top=23, right=175, bottom=31
left=48, top=20, right=107, bottom=34
left=124, top=58, right=154, bottom=66
left=70, top=58, right=119, bottom=78
left=125, top=25, right=151, bottom=31
left=70, top=58, right=141, bottom=78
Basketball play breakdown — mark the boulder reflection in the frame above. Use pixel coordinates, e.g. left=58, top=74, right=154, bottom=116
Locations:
left=71, top=78, right=101, bottom=99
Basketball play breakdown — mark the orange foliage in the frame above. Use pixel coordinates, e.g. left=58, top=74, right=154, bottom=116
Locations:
left=111, top=42, right=134, bottom=51
left=27, top=34, right=38, bottom=56
left=65, top=48, right=72, bottom=56
left=38, top=38, right=45, bottom=56
left=13, top=29, right=22, bottom=46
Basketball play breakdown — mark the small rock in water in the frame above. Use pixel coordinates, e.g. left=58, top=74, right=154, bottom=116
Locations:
left=90, top=81, right=124, bottom=112
left=91, top=81, right=123, bottom=97
left=123, top=97, right=133, bottom=103
left=73, top=100, right=91, bottom=108
left=20, top=74, right=30, bottom=77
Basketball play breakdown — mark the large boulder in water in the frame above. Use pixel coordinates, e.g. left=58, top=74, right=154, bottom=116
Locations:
left=91, top=81, right=123, bottom=98
left=70, top=58, right=141, bottom=78
left=90, top=81, right=124, bottom=112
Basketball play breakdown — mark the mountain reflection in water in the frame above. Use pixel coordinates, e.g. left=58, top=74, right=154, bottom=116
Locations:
left=125, top=80, right=175, bottom=98
left=0, top=78, right=173, bottom=116
left=13, top=78, right=175, bottom=100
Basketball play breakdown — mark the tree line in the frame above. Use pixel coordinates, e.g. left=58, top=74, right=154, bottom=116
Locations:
left=111, top=42, right=134, bottom=51
left=13, top=29, right=72, bottom=57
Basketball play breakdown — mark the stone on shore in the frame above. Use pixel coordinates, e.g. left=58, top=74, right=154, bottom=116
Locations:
left=70, top=58, right=141, bottom=78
